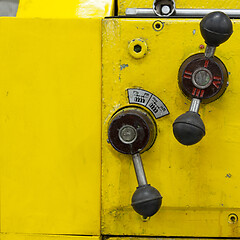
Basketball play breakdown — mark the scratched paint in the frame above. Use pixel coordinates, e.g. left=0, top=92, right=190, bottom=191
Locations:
left=226, top=173, right=232, bottom=178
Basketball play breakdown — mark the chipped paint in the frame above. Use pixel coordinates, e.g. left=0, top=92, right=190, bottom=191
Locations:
left=226, top=173, right=232, bottom=178
left=120, top=64, right=129, bottom=70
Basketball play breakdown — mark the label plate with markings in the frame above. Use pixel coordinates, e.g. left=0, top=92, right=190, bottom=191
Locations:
left=127, top=88, right=169, bottom=119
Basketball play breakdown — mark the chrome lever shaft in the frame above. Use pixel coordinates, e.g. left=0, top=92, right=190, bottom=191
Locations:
left=125, top=8, right=240, bottom=18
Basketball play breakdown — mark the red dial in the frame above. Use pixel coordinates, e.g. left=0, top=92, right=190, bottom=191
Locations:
left=178, top=53, right=228, bottom=103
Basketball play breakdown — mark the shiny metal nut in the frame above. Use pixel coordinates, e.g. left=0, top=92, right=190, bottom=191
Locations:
left=192, top=68, right=213, bottom=89
left=119, top=125, right=137, bottom=144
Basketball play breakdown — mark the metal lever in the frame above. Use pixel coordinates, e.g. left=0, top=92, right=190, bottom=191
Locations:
left=131, top=153, right=162, bottom=219
left=189, top=98, right=201, bottom=113
left=132, top=153, right=147, bottom=186
left=173, top=12, right=233, bottom=146
left=126, top=0, right=240, bottom=18
left=125, top=8, right=240, bottom=18
left=108, top=107, right=162, bottom=218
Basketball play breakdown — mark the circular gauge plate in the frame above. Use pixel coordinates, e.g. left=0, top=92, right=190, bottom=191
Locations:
left=178, top=53, right=228, bottom=103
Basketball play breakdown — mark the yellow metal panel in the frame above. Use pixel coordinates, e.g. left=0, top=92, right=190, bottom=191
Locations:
left=17, top=0, right=114, bottom=18
left=1, top=234, right=100, bottom=240
left=118, top=0, right=240, bottom=15
left=102, top=18, right=240, bottom=237
left=0, top=18, right=101, bottom=234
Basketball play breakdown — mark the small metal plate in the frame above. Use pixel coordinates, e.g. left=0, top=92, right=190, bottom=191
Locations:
left=127, top=88, right=169, bottom=119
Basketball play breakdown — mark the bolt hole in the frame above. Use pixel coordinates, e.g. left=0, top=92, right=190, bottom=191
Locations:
left=228, top=213, right=238, bottom=224
left=134, top=44, right=142, bottom=53
left=153, top=20, right=164, bottom=31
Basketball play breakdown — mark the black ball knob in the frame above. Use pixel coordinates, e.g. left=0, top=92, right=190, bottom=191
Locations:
left=200, top=11, right=233, bottom=47
left=131, top=184, right=162, bottom=218
left=173, top=111, right=205, bottom=145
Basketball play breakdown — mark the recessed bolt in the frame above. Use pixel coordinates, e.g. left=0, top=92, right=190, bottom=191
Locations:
left=228, top=213, right=238, bottom=224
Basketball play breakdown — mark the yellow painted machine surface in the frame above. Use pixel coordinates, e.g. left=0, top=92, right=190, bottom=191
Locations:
left=0, top=0, right=240, bottom=239
left=0, top=234, right=100, bottom=240
left=0, top=18, right=101, bottom=235
left=17, top=0, right=114, bottom=18
left=102, top=18, right=240, bottom=237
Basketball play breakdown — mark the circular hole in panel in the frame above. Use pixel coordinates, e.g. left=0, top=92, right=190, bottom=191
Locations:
left=128, top=39, right=148, bottom=59
left=153, top=20, right=164, bottom=31
left=228, top=213, right=238, bottom=224
left=134, top=44, right=142, bottom=53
